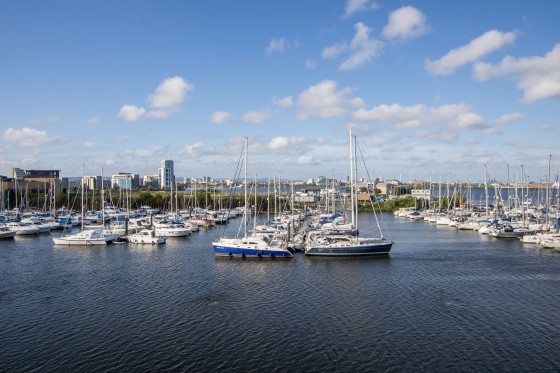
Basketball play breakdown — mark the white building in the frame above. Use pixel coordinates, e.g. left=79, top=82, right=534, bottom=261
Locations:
left=111, top=173, right=133, bottom=189
left=158, top=160, right=174, bottom=189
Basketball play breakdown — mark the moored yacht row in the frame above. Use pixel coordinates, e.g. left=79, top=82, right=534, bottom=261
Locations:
left=394, top=206, right=560, bottom=250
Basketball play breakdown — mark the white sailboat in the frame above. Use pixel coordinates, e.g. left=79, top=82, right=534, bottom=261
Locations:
left=53, top=168, right=112, bottom=246
left=212, top=137, right=293, bottom=259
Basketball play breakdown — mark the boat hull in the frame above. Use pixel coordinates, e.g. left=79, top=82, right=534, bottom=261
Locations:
left=212, top=244, right=293, bottom=258
left=305, top=241, right=393, bottom=256
left=52, top=238, right=108, bottom=245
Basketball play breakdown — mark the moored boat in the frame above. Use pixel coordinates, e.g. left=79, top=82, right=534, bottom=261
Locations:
left=127, top=229, right=165, bottom=244
left=52, top=228, right=111, bottom=245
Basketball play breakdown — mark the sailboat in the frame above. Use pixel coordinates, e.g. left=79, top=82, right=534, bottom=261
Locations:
left=305, top=130, right=394, bottom=256
left=212, top=137, right=293, bottom=259
left=53, top=168, right=112, bottom=246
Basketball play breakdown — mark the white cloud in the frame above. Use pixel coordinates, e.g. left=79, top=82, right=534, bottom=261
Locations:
left=3, top=127, right=59, bottom=147
left=241, top=110, right=271, bottom=124
left=117, top=104, right=146, bottom=121
left=210, top=111, right=232, bottom=124
left=184, top=141, right=203, bottom=157
left=365, top=136, right=388, bottom=146
left=322, top=22, right=383, bottom=70
left=483, top=127, right=502, bottom=136
left=426, top=30, right=517, bottom=75
left=297, top=80, right=364, bottom=120
left=272, top=96, right=293, bottom=108
left=265, top=38, right=287, bottom=54
left=495, top=112, right=524, bottom=125
left=296, top=155, right=315, bottom=165
left=539, top=124, right=555, bottom=131
left=382, top=6, right=430, bottom=40
left=344, top=0, right=379, bottom=17
left=268, top=136, right=307, bottom=151
left=118, top=76, right=192, bottom=121
left=351, top=103, right=486, bottom=131
left=473, top=43, right=560, bottom=104
left=148, top=76, right=193, bottom=109
left=450, top=112, right=486, bottom=130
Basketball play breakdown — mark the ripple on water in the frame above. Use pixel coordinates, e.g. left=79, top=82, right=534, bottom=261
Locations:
left=1, top=216, right=560, bottom=371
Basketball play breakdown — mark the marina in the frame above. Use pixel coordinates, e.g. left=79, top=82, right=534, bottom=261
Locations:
left=1, top=212, right=560, bottom=371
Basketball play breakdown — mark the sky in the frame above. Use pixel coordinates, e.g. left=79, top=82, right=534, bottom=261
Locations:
left=1, top=0, right=559, bottom=183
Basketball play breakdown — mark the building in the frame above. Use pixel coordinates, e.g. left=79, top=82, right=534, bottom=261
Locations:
left=112, top=173, right=135, bottom=189
left=83, top=176, right=96, bottom=190
left=13, top=168, right=61, bottom=180
left=143, top=175, right=159, bottom=187
left=158, top=160, right=174, bottom=189
left=9, top=168, right=62, bottom=193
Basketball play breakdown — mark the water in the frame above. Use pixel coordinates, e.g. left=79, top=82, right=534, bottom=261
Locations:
left=1, top=214, right=560, bottom=372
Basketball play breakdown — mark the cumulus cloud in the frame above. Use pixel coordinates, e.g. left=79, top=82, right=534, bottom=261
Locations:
left=322, top=22, right=383, bottom=70
left=117, top=76, right=193, bottom=121
left=344, top=0, right=379, bottom=17
left=117, top=105, right=146, bottom=122
left=382, top=6, right=430, bottom=40
left=210, top=111, right=232, bottom=124
left=351, top=103, right=486, bottom=131
left=241, top=110, right=271, bottom=124
left=297, top=80, right=364, bottom=120
left=265, top=38, right=287, bottom=54
left=426, top=30, right=517, bottom=75
left=148, top=76, right=193, bottom=109
left=268, top=136, right=307, bottom=151
left=3, top=127, right=59, bottom=147
left=473, top=43, right=560, bottom=104
left=495, top=112, right=524, bottom=125
left=296, top=155, right=315, bottom=165
left=272, top=96, right=293, bottom=108
left=184, top=141, right=203, bottom=157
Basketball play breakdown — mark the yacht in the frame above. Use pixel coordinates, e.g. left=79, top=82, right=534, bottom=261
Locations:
left=127, top=229, right=165, bottom=244
left=52, top=229, right=112, bottom=245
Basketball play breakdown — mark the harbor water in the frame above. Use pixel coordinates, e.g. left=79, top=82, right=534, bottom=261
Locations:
left=1, top=213, right=560, bottom=372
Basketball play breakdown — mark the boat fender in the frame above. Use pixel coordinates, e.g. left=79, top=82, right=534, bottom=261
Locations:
left=241, top=253, right=246, bottom=260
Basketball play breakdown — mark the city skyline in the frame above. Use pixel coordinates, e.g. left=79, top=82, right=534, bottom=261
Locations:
left=1, top=1, right=559, bottom=183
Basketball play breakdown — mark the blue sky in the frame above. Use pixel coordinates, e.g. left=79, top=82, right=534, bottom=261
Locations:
left=1, top=0, right=559, bottom=183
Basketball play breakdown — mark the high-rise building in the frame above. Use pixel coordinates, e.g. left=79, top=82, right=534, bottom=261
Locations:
left=158, top=160, right=174, bottom=188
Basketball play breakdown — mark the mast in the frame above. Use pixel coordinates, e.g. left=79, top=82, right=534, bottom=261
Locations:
left=81, top=165, right=85, bottom=230
left=243, top=137, right=248, bottom=238
left=101, top=168, right=105, bottom=228
left=254, top=174, right=258, bottom=232
left=349, top=129, right=358, bottom=234
left=546, top=154, right=552, bottom=229
left=484, top=165, right=489, bottom=220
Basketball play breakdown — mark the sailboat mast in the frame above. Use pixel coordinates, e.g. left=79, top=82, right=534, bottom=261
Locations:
left=349, top=129, right=356, bottom=230
left=101, top=168, right=105, bottom=228
left=546, top=154, right=552, bottom=229
left=243, top=137, right=248, bottom=238
left=81, top=165, right=84, bottom=230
